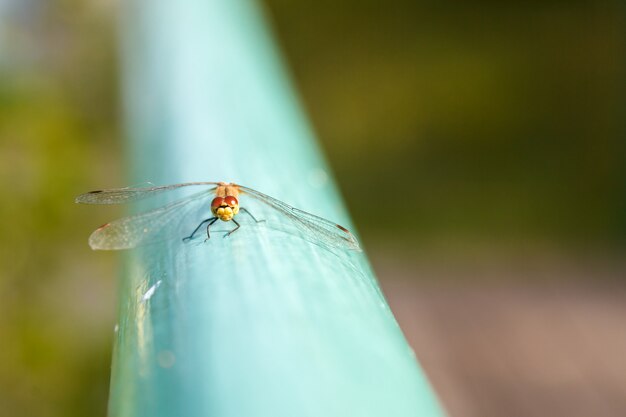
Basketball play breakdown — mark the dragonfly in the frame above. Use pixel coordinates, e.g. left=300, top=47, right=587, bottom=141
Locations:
left=76, top=181, right=360, bottom=251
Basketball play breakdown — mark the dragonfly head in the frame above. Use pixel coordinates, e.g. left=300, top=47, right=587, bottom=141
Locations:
left=211, top=196, right=239, bottom=221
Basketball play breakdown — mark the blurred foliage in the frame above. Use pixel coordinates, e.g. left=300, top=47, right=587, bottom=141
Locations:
left=265, top=0, right=626, bottom=247
left=0, top=0, right=625, bottom=416
left=0, top=1, right=119, bottom=416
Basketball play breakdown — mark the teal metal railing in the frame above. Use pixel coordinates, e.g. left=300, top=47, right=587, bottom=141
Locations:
left=108, top=1, right=445, bottom=416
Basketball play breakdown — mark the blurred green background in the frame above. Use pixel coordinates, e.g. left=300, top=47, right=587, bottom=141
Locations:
left=1, top=1, right=624, bottom=416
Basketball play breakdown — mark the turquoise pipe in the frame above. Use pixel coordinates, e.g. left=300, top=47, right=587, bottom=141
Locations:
left=108, top=1, right=445, bottom=416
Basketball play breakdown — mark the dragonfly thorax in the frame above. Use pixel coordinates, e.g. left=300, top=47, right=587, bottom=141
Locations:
left=211, top=196, right=239, bottom=221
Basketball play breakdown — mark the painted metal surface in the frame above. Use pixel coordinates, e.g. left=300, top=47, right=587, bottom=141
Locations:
left=109, top=1, right=445, bottom=416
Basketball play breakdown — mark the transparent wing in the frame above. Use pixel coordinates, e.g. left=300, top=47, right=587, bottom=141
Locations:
left=76, top=181, right=220, bottom=205
left=238, top=185, right=360, bottom=251
left=88, top=189, right=215, bottom=250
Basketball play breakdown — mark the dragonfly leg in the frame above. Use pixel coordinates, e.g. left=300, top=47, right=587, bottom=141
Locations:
left=224, top=219, right=241, bottom=238
left=183, top=217, right=216, bottom=242
left=205, top=217, right=219, bottom=240
left=240, top=207, right=265, bottom=223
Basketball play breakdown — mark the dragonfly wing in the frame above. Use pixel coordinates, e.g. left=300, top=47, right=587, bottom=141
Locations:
left=76, top=181, right=221, bottom=205
left=238, top=185, right=360, bottom=251
left=88, top=189, right=215, bottom=250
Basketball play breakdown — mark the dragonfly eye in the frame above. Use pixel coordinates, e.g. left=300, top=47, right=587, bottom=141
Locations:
left=224, top=196, right=238, bottom=207
left=211, top=197, right=225, bottom=214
